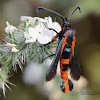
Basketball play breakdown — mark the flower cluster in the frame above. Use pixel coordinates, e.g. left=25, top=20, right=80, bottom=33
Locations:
left=21, top=16, right=61, bottom=44
left=0, top=16, right=61, bottom=96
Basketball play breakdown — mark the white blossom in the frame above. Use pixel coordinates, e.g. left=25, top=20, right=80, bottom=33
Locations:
left=6, top=43, right=19, bottom=52
left=20, top=16, right=47, bottom=23
left=20, top=16, right=34, bottom=22
left=20, top=16, right=47, bottom=27
left=12, top=47, right=19, bottom=52
left=6, top=43, right=16, bottom=47
left=5, top=21, right=17, bottom=34
left=24, top=27, right=38, bottom=43
left=36, top=23, right=54, bottom=44
left=36, top=17, right=61, bottom=44
left=22, top=16, right=61, bottom=44
left=45, top=16, right=61, bottom=33
left=0, top=15, right=61, bottom=96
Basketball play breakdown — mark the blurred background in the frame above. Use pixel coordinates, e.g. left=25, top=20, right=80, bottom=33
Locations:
left=0, top=0, right=100, bottom=100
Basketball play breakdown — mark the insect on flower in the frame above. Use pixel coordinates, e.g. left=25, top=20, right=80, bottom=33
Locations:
left=37, top=7, right=81, bottom=93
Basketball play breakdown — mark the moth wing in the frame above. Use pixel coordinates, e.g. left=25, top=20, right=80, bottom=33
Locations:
left=69, top=47, right=81, bottom=80
left=46, top=38, right=63, bottom=81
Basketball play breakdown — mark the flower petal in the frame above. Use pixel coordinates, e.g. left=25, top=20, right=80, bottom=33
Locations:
left=52, top=22, right=61, bottom=32
left=20, top=16, right=34, bottom=22
left=6, top=43, right=16, bottom=47
left=38, top=35, right=51, bottom=44
left=25, top=38, right=36, bottom=43
left=5, top=21, right=17, bottom=34
left=12, top=47, right=19, bottom=52
left=24, top=32, right=30, bottom=40
left=34, top=17, right=47, bottom=23
left=45, top=16, right=52, bottom=27
left=28, top=27, right=38, bottom=39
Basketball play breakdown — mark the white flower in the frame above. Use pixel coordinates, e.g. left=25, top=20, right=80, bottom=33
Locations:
left=20, top=16, right=34, bottom=22
left=22, top=16, right=61, bottom=44
left=24, top=27, right=38, bottom=43
left=36, top=23, right=53, bottom=44
left=5, top=21, right=17, bottom=34
left=6, top=43, right=19, bottom=52
left=12, top=47, right=19, bottom=52
left=36, top=20, right=61, bottom=44
left=20, top=16, right=47, bottom=27
left=45, top=16, right=61, bottom=33
left=20, top=16, right=47, bottom=23
left=36, top=16, right=61, bottom=44
left=6, top=43, right=16, bottom=47
left=34, top=17, right=48, bottom=23
left=38, top=35, right=52, bottom=44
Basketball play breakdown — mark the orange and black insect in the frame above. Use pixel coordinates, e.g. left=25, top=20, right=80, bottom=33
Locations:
left=37, top=7, right=81, bottom=93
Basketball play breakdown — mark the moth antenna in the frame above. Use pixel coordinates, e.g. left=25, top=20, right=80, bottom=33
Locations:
left=68, top=7, right=81, bottom=22
left=37, top=7, right=65, bottom=21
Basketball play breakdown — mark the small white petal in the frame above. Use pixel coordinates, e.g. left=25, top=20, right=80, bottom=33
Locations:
left=28, top=27, right=36, bottom=37
left=42, top=16, right=61, bottom=38
left=20, top=16, right=34, bottom=22
left=35, top=24, right=44, bottom=36
left=26, top=20, right=31, bottom=28
left=6, top=43, right=16, bottom=47
left=34, top=17, right=47, bottom=23
left=44, top=16, right=53, bottom=27
left=10, top=26, right=17, bottom=33
left=25, top=38, right=36, bottom=43
left=28, top=27, right=38, bottom=40
left=6, top=43, right=19, bottom=52
left=24, top=27, right=39, bottom=43
left=42, top=27, right=55, bottom=37
left=52, top=22, right=61, bottom=32
left=5, top=21, right=17, bottom=34
left=6, top=21, right=10, bottom=26
left=5, top=27, right=10, bottom=33
left=24, top=32, right=30, bottom=40
left=48, top=16, right=53, bottom=26
left=38, top=35, right=51, bottom=44
left=12, top=47, right=19, bottom=52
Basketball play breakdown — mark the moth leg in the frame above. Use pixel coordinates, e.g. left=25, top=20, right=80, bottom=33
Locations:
left=46, top=27, right=59, bottom=34
left=43, top=54, right=55, bottom=61
left=43, top=23, right=59, bottom=34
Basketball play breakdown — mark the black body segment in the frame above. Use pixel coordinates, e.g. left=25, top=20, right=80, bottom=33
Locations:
left=68, top=79, right=73, bottom=91
left=60, top=79, right=73, bottom=93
